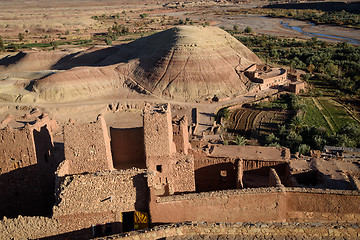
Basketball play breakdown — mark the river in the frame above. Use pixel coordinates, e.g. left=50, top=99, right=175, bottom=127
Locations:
left=280, top=21, right=359, bottom=45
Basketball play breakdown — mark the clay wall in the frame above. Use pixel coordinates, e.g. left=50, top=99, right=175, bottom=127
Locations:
left=269, top=168, right=283, bottom=187
left=171, top=154, right=195, bottom=193
left=0, top=127, right=36, bottom=174
left=0, top=125, right=55, bottom=217
left=149, top=188, right=360, bottom=224
left=3, top=215, right=360, bottom=240
left=147, top=154, right=195, bottom=195
left=150, top=188, right=287, bottom=223
left=210, top=145, right=290, bottom=161
left=172, top=116, right=191, bottom=154
left=63, top=115, right=114, bottom=175
left=143, top=104, right=176, bottom=158
left=194, top=157, right=291, bottom=191
left=242, top=162, right=292, bottom=188
left=53, top=169, right=149, bottom=216
left=147, top=155, right=174, bottom=196
left=288, top=82, right=305, bottom=94
left=286, top=190, right=360, bottom=222
left=194, top=157, right=238, bottom=192
left=110, top=127, right=145, bottom=169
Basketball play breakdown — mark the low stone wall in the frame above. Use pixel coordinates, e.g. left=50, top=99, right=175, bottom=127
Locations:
left=53, top=169, right=149, bottom=216
left=96, top=221, right=360, bottom=240
left=0, top=212, right=117, bottom=240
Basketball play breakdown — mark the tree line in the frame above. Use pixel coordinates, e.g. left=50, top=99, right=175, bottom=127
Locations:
left=236, top=34, right=360, bottom=96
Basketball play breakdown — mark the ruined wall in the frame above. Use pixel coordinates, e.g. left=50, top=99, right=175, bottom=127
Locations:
left=147, top=153, right=195, bottom=196
left=150, top=188, right=360, bottom=224
left=0, top=127, right=36, bottom=174
left=150, top=188, right=287, bottom=223
left=147, top=155, right=174, bottom=196
left=63, top=115, right=114, bottom=175
left=143, top=104, right=176, bottom=158
left=53, top=169, right=149, bottom=216
left=171, top=154, right=195, bottom=193
left=286, top=189, right=360, bottom=222
left=172, top=116, right=191, bottom=154
left=110, top=127, right=145, bottom=169
left=242, top=162, right=292, bottom=188
left=288, top=82, right=305, bottom=94
left=210, top=145, right=290, bottom=161
left=0, top=125, right=55, bottom=217
left=194, top=157, right=238, bottom=192
left=0, top=212, right=119, bottom=240
left=193, top=157, right=291, bottom=191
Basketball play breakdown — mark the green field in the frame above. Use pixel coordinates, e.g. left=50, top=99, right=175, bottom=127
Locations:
left=301, top=97, right=331, bottom=131
left=301, top=97, right=360, bottom=133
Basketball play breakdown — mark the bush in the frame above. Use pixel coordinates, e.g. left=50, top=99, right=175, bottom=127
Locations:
left=233, top=25, right=239, bottom=32
left=298, top=144, right=310, bottom=155
left=244, top=26, right=252, bottom=33
left=232, top=135, right=248, bottom=146
left=217, top=108, right=230, bottom=122
left=0, top=35, right=5, bottom=52
left=105, top=37, right=112, bottom=45
left=18, top=33, right=24, bottom=41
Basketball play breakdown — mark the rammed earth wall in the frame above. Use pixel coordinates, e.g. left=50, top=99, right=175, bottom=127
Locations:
left=150, top=187, right=360, bottom=224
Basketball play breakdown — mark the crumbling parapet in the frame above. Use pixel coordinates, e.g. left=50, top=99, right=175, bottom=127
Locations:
left=0, top=121, right=56, bottom=217
left=269, top=168, right=284, bottom=188
left=63, top=115, right=114, bottom=175
left=0, top=126, right=37, bottom=174
left=236, top=159, right=244, bottom=189
left=143, top=103, right=176, bottom=158
left=348, top=174, right=360, bottom=191
left=172, top=115, right=191, bottom=154
left=53, top=169, right=148, bottom=216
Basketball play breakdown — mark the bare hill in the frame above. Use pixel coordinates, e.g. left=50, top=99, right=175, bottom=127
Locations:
left=1, top=26, right=262, bottom=102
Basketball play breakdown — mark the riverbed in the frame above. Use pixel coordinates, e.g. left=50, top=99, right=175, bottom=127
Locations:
left=159, top=9, right=360, bottom=45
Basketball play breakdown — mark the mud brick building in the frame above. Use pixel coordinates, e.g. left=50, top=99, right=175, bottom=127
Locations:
left=1, top=103, right=360, bottom=240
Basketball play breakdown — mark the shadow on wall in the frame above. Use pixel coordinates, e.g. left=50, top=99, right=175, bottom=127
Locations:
left=133, top=174, right=150, bottom=212
left=294, top=170, right=353, bottom=190
left=33, top=126, right=58, bottom=213
left=39, top=222, right=122, bottom=240
left=243, top=163, right=292, bottom=188
left=0, top=165, right=53, bottom=218
left=110, top=127, right=146, bottom=170
left=0, top=126, right=60, bottom=218
left=195, top=162, right=238, bottom=192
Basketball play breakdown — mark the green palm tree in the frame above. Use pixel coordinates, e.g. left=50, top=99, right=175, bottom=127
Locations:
left=232, top=135, right=248, bottom=146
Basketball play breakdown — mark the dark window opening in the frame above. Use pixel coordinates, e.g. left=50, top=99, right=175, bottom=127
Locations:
left=156, top=165, right=162, bottom=173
